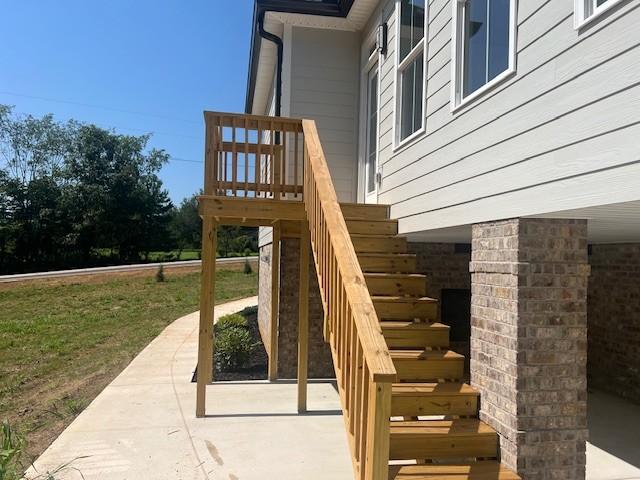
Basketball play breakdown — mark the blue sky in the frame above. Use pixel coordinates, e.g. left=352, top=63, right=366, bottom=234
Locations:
left=0, top=0, right=254, bottom=203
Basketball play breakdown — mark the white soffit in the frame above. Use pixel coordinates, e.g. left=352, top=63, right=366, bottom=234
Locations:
left=251, top=17, right=282, bottom=115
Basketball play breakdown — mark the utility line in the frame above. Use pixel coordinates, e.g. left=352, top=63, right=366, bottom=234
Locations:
left=0, top=90, right=202, bottom=126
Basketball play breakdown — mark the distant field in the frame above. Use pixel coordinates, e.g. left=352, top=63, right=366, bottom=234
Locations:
left=0, top=267, right=258, bottom=466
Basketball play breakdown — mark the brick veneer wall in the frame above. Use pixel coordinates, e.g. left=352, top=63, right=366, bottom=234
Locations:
left=257, top=239, right=334, bottom=379
left=588, top=244, right=640, bottom=404
left=408, top=242, right=471, bottom=367
left=470, top=218, right=589, bottom=479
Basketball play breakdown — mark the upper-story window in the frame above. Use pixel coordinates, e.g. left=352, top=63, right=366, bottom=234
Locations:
left=575, top=0, right=624, bottom=28
left=452, top=0, right=517, bottom=109
left=395, top=0, right=427, bottom=146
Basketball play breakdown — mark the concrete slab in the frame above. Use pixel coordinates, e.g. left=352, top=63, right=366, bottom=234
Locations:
left=27, top=297, right=353, bottom=480
left=587, top=389, right=640, bottom=480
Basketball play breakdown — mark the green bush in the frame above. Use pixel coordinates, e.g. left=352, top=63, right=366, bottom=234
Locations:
left=243, top=260, right=253, bottom=274
left=215, top=313, right=247, bottom=332
left=216, top=327, right=255, bottom=371
left=155, top=264, right=165, bottom=283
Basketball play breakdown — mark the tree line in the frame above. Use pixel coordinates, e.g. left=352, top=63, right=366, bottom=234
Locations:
left=0, top=106, right=257, bottom=275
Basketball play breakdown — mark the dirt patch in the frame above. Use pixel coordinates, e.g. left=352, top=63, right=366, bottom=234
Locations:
left=214, top=307, right=268, bottom=382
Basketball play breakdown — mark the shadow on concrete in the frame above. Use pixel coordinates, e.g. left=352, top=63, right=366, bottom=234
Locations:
left=588, top=388, right=640, bottom=471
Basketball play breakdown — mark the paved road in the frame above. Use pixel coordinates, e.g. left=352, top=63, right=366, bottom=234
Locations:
left=0, top=256, right=258, bottom=283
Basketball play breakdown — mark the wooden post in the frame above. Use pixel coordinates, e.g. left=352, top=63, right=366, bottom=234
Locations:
left=196, top=217, right=217, bottom=418
left=297, top=221, right=310, bottom=413
left=364, top=381, right=391, bottom=480
left=268, top=221, right=281, bottom=381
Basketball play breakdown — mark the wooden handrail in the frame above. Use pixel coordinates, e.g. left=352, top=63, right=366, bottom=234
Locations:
left=302, top=119, right=395, bottom=480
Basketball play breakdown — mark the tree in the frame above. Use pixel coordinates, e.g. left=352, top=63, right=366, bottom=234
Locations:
left=170, top=192, right=202, bottom=255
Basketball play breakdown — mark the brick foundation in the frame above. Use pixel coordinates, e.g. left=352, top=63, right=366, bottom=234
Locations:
left=470, top=218, right=589, bottom=480
left=257, top=239, right=334, bottom=379
left=588, top=243, right=640, bottom=404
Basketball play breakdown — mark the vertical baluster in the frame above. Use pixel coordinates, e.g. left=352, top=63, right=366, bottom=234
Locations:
left=270, top=120, right=275, bottom=197
left=244, top=117, right=249, bottom=197
left=359, top=365, right=370, bottom=480
left=256, top=120, right=262, bottom=196
left=294, top=129, right=299, bottom=197
left=231, top=117, right=237, bottom=196
left=354, top=345, right=364, bottom=462
left=281, top=128, right=287, bottom=200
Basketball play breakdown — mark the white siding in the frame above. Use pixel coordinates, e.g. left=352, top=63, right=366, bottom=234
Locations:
left=359, top=0, right=640, bottom=234
left=290, top=26, right=361, bottom=202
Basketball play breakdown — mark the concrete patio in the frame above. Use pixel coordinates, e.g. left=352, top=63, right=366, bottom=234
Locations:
left=27, top=296, right=639, bottom=480
left=27, top=297, right=352, bottom=480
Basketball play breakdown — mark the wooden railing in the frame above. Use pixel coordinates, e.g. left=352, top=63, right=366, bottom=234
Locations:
left=302, top=119, right=396, bottom=480
left=204, top=111, right=304, bottom=198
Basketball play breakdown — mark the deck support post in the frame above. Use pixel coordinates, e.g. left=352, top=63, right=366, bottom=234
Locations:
left=297, top=221, right=310, bottom=413
left=268, top=221, right=281, bottom=381
left=196, top=217, right=217, bottom=418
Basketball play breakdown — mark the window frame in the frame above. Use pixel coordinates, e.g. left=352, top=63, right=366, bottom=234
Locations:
left=574, top=0, right=625, bottom=29
left=450, top=0, right=518, bottom=112
left=393, top=0, right=428, bottom=150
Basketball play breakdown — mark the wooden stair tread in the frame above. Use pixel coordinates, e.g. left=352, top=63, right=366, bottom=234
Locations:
left=365, top=273, right=427, bottom=280
left=392, top=382, right=478, bottom=396
left=358, top=253, right=417, bottom=259
left=391, top=350, right=464, bottom=361
left=340, top=202, right=390, bottom=220
left=390, top=419, right=495, bottom=435
left=389, top=462, right=520, bottom=480
left=382, top=321, right=449, bottom=330
left=372, top=296, right=437, bottom=304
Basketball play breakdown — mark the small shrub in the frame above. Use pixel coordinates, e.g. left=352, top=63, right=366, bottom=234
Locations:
left=243, top=260, right=253, bottom=275
left=216, top=327, right=255, bottom=371
left=215, top=313, right=247, bottom=332
left=155, top=264, right=165, bottom=283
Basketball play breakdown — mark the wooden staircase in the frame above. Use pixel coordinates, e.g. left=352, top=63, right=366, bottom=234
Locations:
left=340, top=202, right=520, bottom=480
left=196, top=111, right=520, bottom=480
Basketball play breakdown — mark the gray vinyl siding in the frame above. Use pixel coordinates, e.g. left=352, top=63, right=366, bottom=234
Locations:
left=290, top=26, right=360, bottom=203
left=362, top=0, right=640, bottom=234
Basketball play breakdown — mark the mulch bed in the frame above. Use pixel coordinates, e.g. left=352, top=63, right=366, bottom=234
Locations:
left=214, top=307, right=268, bottom=381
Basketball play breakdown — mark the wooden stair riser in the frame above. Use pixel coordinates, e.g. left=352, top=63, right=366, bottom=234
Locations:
left=392, top=357, right=465, bottom=382
left=365, top=274, right=427, bottom=296
left=389, top=462, right=520, bottom=479
left=391, top=388, right=479, bottom=417
left=373, top=298, right=438, bottom=321
left=340, top=202, right=389, bottom=220
left=389, top=424, right=498, bottom=460
left=351, top=235, right=407, bottom=253
left=358, top=254, right=417, bottom=273
left=346, top=219, right=398, bottom=235
left=382, top=323, right=450, bottom=349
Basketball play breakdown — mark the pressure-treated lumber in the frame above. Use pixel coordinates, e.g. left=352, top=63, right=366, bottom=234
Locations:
left=372, top=296, right=438, bottom=321
left=391, top=382, right=479, bottom=417
left=389, top=419, right=498, bottom=460
left=389, top=462, right=520, bottom=480
left=297, top=223, right=310, bottom=413
left=196, top=217, right=217, bottom=417
left=357, top=253, right=417, bottom=273
left=381, top=322, right=450, bottom=349
left=346, top=218, right=398, bottom=236
left=391, top=350, right=465, bottom=381
left=198, top=196, right=305, bottom=222
left=364, top=273, right=427, bottom=297
left=351, top=234, right=408, bottom=253
left=340, top=202, right=390, bottom=220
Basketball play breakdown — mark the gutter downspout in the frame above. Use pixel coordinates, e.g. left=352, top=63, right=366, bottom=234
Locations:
left=257, top=9, right=283, bottom=129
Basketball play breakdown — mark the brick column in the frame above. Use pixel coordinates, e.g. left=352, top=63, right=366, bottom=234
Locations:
left=470, top=218, right=589, bottom=480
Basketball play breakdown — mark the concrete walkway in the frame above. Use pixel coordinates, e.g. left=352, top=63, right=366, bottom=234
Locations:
left=27, top=297, right=352, bottom=480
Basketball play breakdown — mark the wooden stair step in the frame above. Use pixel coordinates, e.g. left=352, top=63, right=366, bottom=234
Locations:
left=372, top=296, right=438, bottom=321
left=351, top=234, right=407, bottom=253
left=382, top=322, right=450, bottom=349
left=389, top=461, right=520, bottom=480
left=389, top=419, right=498, bottom=460
left=340, top=202, right=390, bottom=220
left=391, top=350, right=464, bottom=381
left=391, top=382, right=479, bottom=417
left=358, top=253, right=417, bottom=273
left=365, top=273, right=427, bottom=296
left=346, top=218, right=398, bottom=235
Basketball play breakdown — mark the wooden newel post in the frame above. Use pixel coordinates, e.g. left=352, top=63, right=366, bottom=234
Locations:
left=364, top=381, right=391, bottom=480
left=196, top=217, right=217, bottom=418
left=297, top=221, right=310, bottom=413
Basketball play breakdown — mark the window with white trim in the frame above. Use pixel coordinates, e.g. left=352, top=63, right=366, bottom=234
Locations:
left=452, top=0, right=517, bottom=107
left=395, top=0, right=426, bottom=145
left=575, top=0, right=624, bottom=28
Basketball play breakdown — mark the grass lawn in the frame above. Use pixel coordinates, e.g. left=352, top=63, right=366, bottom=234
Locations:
left=0, top=268, right=257, bottom=465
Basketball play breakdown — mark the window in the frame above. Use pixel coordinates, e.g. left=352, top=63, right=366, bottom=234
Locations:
left=452, top=0, right=517, bottom=108
left=575, top=0, right=625, bottom=28
left=395, top=0, right=427, bottom=146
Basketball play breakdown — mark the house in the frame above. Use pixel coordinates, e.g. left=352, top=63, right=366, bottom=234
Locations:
left=195, top=0, right=640, bottom=479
